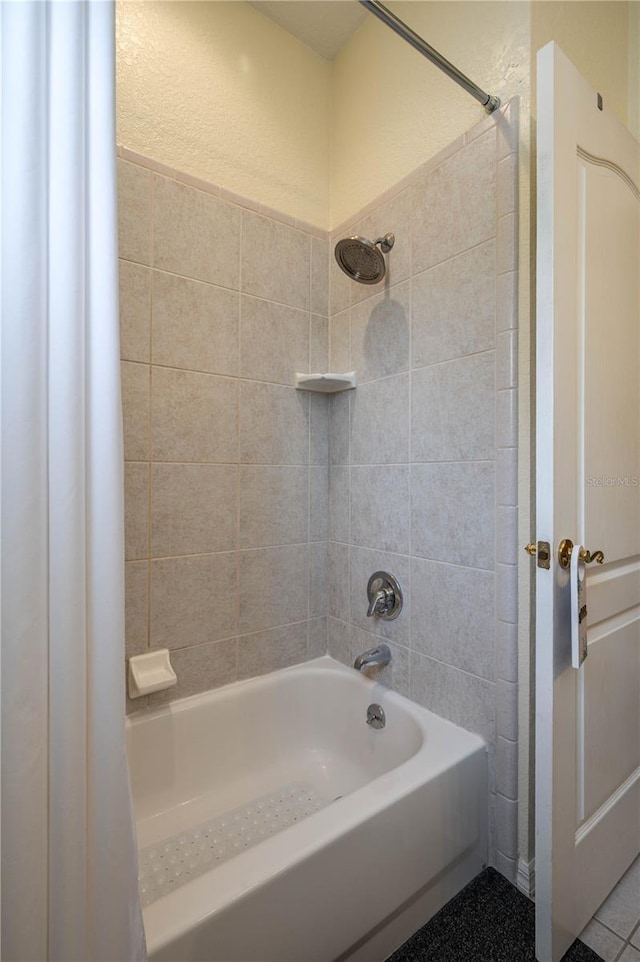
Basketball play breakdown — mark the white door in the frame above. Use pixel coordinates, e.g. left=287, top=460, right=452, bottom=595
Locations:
left=535, top=42, right=640, bottom=962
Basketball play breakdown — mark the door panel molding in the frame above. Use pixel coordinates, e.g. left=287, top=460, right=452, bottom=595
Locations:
left=576, top=766, right=640, bottom=845
left=576, top=146, right=640, bottom=201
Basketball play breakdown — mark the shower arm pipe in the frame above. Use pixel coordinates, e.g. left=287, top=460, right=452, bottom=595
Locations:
left=359, top=0, right=500, bottom=113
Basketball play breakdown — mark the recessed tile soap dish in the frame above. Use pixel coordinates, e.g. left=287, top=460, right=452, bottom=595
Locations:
left=295, top=372, right=356, bottom=393
left=128, top=648, right=177, bottom=699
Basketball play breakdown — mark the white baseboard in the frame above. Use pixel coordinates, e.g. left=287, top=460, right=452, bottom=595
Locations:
left=516, top=857, right=535, bottom=899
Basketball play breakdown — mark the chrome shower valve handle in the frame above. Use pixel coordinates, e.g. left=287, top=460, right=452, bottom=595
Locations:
left=366, top=571, right=403, bottom=621
left=367, top=587, right=394, bottom=618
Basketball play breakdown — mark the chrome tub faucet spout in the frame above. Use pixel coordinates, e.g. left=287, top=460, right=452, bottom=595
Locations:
left=353, top=643, right=392, bottom=672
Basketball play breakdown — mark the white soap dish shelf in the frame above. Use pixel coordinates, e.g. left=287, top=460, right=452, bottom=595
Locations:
left=295, top=372, right=356, bottom=393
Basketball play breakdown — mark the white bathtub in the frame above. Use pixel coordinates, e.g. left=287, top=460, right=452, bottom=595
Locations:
left=126, top=655, right=487, bottom=962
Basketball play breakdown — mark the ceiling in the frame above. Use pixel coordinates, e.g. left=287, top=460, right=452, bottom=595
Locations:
left=247, top=2, right=368, bottom=61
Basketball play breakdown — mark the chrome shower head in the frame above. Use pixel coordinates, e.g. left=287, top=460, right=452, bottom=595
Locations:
left=334, top=233, right=395, bottom=285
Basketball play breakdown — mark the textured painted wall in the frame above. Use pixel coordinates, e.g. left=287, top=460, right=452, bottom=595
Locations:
left=116, top=1, right=331, bottom=228
left=531, top=1, right=630, bottom=124
left=330, top=1, right=530, bottom=227
left=331, top=0, right=633, bottom=226
left=116, top=1, right=634, bottom=230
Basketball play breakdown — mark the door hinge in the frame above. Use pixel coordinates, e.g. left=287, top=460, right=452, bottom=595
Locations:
left=524, top=541, right=551, bottom=569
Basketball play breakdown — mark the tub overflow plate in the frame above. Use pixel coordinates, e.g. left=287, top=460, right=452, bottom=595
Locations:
left=367, top=704, right=386, bottom=729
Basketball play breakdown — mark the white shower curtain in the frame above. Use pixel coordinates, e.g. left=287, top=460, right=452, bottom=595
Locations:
left=1, top=2, right=146, bottom=959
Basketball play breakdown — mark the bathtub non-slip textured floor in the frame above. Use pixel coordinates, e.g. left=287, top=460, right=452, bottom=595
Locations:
left=138, top=781, right=329, bottom=905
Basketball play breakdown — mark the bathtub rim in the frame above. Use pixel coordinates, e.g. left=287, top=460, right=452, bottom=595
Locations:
left=126, top=653, right=486, bottom=744
left=126, top=655, right=486, bottom=814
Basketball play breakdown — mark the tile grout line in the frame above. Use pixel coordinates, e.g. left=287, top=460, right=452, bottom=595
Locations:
left=307, top=236, right=313, bottom=652
left=145, top=172, right=155, bottom=653
left=347, top=306, right=353, bottom=664
left=234, top=210, right=244, bottom=678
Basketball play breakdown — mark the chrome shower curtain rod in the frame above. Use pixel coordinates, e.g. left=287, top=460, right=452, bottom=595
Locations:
left=359, top=0, right=500, bottom=113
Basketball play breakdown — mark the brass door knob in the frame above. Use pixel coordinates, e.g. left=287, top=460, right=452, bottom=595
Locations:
left=580, top=548, right=605, bottom=564
left=557, top=539, right=605, bottom=569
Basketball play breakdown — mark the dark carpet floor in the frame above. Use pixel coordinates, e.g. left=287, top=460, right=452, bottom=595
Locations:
left=386, top=868, right=603, bottom=962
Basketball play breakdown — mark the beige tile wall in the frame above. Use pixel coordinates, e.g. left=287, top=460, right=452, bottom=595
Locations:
left=118, top=154, right=329, bottom=711
left=118, top=102, right=519, bottom=882
left=325, top=101, right=519, bottom=880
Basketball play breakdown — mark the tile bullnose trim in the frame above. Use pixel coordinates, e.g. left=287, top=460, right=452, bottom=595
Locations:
left=330, top=97, right=519, bottom=237
left=516, top=857, right=536, bottom=898
left=120, top=146, right=175, bottom=179
left=116, top=144, right=329, bottom=239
